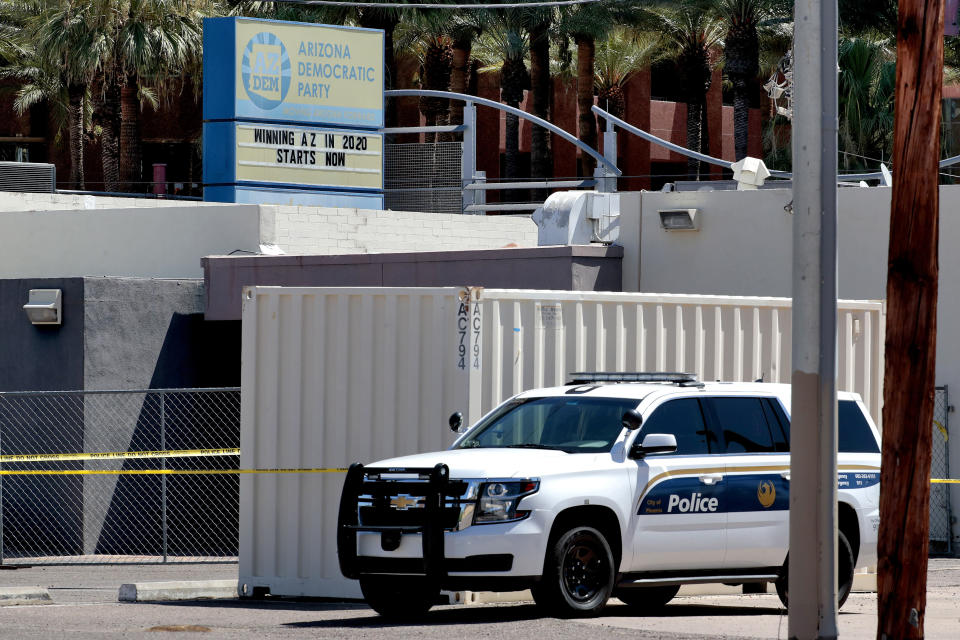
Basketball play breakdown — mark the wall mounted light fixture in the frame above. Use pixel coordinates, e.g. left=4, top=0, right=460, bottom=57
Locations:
left=658, top=209, right=700, bottom=231
left=23, top=289, right=62, bottom=325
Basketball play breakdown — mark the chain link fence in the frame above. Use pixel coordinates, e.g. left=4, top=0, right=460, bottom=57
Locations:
left=931, top=386, right=953, bottom=555
left=0, top=388, right=240, bottom=565
left=384, top=142, right=463, bottom=215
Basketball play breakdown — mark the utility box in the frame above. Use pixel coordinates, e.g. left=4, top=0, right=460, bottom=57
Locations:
left=239, top=286, right=884, bottom=598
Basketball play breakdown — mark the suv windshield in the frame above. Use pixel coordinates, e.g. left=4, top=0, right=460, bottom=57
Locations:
left=456, top=396, right=640, bottom=453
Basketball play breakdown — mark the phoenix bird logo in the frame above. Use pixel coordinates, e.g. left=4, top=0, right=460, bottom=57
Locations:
left=757, top=480, right=776, bottom=508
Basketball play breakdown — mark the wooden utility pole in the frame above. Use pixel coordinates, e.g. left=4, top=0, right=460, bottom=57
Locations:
left=877, top=0, right=944, bottom=637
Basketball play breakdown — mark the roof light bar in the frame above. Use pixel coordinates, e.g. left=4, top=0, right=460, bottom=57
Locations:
left=566, top=372, right=699, bottom=385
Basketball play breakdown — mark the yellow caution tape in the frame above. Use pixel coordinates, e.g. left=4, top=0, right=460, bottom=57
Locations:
left=0, top=468, right=347, bottom=476
left=931, top=478, right=960, bottom=484
left=934, top=419, right=949, bottom=441
left=0, top=448, right=240, bottom=463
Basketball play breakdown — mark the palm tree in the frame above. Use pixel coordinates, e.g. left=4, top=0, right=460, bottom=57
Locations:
left=447, top=12, right=484, bottom=139
left=396, top=11, right=455, bottom=143
left=6, top=0, right=99, bottom=189
left=521, top=7, right=554, bottom=182
left=645, top=6, right=723, bottom=179
left=0, top=1, right=35, bottom=65
left=715, top=0, right=762, bottom=161
left=837, top=37, right=895, bottom=171
left=106, top=0, right=212, bottom=192
left=356, top=2, right=405, bottom=128
left=558, top=2, right=614, bottom=177
left=594, top=28, right=661, bottom=120
left=473, top=10, right=529, bottom=183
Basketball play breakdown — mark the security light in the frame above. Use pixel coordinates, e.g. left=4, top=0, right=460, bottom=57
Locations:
left=23, top=289, right=61, bottom=325
left=658, top=209, right=699, bottom=231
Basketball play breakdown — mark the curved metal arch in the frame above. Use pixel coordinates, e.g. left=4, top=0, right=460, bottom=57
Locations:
left=385, top=89, right=621, bottom=176
left=592, top=105, right=960, bottom=183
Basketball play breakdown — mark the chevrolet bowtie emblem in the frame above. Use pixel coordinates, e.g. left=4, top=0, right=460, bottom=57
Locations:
left=390, top=494, right=419, bottom=510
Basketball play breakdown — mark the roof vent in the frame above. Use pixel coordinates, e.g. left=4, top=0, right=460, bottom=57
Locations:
left=0, top=161, right=56, bottom=193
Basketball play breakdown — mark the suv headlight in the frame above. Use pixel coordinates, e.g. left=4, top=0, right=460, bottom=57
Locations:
left=474, top=480, right=539, bottom=524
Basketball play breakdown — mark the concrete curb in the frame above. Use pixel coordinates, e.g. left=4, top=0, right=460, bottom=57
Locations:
left=118, top=580, right=237, bottom=602
left=0, top=587, right=52, bottom=606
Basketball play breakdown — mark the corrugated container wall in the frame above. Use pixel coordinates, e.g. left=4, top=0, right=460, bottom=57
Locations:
left=240, top=287, right=885, bottom=598
left=477, top=291, right=884, bottom=425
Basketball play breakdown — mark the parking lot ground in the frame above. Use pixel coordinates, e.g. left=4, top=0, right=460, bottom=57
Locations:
left=0, top=560, right=956, bottom=639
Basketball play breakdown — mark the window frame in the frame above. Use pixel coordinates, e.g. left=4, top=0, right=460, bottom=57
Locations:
left=701, top=395, right=783, bottom=456
left=637, top=396, right=716, bottom=457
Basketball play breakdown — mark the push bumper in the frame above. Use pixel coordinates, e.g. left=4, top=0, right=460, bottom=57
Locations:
left=337, top=463, right=546, bottom=586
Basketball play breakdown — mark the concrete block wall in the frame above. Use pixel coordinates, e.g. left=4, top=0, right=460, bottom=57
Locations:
left=266, top=205, right=539, bottom=254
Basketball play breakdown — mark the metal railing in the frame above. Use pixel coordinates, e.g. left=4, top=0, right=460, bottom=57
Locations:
left=0, top=388, right=240, bottom=565
left=384, top=90, right=614, bottom=214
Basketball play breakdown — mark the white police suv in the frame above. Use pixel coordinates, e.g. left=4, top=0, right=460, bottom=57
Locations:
left=337, top=373, right=881, bottom=618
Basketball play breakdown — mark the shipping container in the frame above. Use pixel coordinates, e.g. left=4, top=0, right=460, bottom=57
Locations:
left=240, top=286, right=884, bottom=598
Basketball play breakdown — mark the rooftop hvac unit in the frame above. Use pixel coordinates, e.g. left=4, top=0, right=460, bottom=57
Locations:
left=0, top=161, right=56, bottom=193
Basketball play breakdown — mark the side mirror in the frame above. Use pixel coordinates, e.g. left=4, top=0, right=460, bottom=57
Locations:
left=629, top=433, right=678, bottom=459
left=621, top=409, right=643, bottom=431
left=449, top=411, right=464, bottom=432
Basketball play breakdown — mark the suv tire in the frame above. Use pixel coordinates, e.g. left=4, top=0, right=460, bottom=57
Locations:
left=774, top=529, right=855, bottom=610
left=614, top=585, right=680, bottom=613
left=532, top=526, right=615, bottom=617
left=359, top=576, right=438, bottom=619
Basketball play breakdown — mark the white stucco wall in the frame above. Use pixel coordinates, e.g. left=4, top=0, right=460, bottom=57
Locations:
left=265, top=205, right=538, bottom=254
left=622, top=185, right=960, bottom=547
left=0, top=199, right=539, bottom=279
left=0, top=204, right=264, bottom=279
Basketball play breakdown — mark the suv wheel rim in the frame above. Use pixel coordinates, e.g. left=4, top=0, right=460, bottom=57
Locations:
left=562, top=541, right=606, bottom=602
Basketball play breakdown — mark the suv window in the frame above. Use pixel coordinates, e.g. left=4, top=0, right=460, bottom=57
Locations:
left=707, top=397, right=777, bottom=454
left=641, top=399, right=712, bottom=455
left=761, top=398, right=790, bottom=452
left=838, top=400, right=881, bottom=453
left=761, top=399, right=879, bottom=454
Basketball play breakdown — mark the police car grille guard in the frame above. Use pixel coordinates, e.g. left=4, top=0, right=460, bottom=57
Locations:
left=337, top=462, right=463, bottom=582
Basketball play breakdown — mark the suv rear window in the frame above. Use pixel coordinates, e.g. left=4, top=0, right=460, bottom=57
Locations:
left=838, top=400, right=880, bottom=453
left=763, top=398, right=879, bottom=454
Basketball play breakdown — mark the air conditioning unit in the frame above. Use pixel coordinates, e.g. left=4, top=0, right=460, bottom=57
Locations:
left=532, top=191, right=620, bottom=246
left=0, top=161, right=56, bottom=193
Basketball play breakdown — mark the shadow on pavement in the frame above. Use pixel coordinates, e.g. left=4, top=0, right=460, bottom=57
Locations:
left=281, top=601, right=788, bottom=629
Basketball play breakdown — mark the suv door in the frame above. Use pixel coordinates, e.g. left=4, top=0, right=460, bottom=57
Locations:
left=703, top=396, right=790, bottom=569
left=630, top=397, right=727, bottom=571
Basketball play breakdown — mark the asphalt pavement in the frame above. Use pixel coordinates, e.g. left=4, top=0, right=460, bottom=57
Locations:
left=0, top=560, right=957, bottom=639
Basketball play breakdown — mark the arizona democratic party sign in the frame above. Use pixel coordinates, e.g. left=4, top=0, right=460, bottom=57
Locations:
left=204, top=17, right=384, bottom=127
left=203, top=17, right=384, bottom=207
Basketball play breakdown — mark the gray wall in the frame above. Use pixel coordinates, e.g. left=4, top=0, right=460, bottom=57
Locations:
left=83, top=278, right=239, bottom=390
left=0, top=278, right=84, bottom=392
left=0, top=278, right=85, bottom=556
left=80, top=278, right=240, bottom=554
left=620, top=185, right=960, bottom=549
left=0, top=277, right=241, bottom=557
left=203, top=245, right=624, bottom=321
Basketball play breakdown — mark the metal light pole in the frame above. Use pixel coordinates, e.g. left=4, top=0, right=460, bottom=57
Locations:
left=790, top=0, right=839, bottom=637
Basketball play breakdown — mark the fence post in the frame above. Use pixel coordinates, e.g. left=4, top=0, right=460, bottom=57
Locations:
left=0, top=396, right=3, bottom=566
left=946, top=385, right=953, bottom=556
left=462, top=101, right=477, bottom=214
left=161, top=392, right=167, bottom=564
